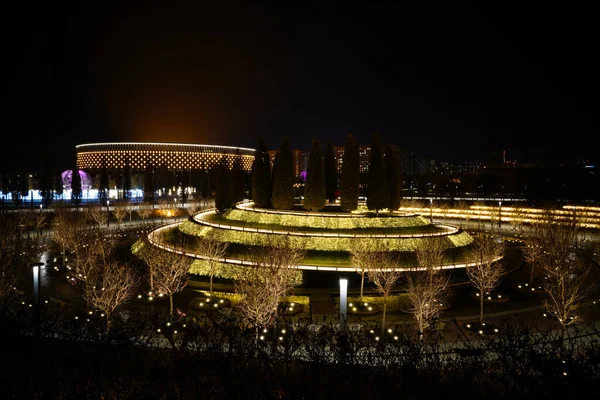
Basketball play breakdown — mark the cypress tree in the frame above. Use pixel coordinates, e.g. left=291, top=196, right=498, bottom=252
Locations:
left=1, top=173, right=10, bottom=202
left=231, top=149, right=245, bottom=204
left=385, top=144, right=401, bottom=211
left=98, top=158, right=109, bottom=206
left=324, top=141, right=338, bottom=203
left=272, top=136, right=294, bottom=210
left=71, top=167, right=82, bottom=207
left=11, top=172, right=24, bottom=206
left=366, top=133, right=389, bottom=214
left=339, top=134, right=360, bottom=212
left=122, top=157, right=132, bottom=202
left=215, top=157, right=232, bottom=213
left=303, top=137, right=326, bottom=211
left=251, top=138, right=272, bottom=208
left=54, top=173, right=63, bottom=201
left=143, top=158, right=155, bottom=204
left=38, top=165, right=55, bottom=207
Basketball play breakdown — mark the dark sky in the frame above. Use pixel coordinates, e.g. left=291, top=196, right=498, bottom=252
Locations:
left=5, top=2, right=597, bottom=172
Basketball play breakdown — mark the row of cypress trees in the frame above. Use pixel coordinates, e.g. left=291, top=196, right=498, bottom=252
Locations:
left=251, top=133, right=402, bottom=213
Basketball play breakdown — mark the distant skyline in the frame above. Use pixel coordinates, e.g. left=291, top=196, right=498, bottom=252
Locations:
left=5, top=2, right=597, bottom=172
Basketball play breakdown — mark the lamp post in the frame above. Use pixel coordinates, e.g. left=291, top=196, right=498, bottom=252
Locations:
left=106, top=199, right=110, bottom=227
left=339, top=278, right=348, bottom=365
left=498, top=200, right=502, bottom=228
left=429, top=198, right=433, bottom=223
left=339, top=278, right=348, bottom=334
left=30, top=262, right=44, bottom=337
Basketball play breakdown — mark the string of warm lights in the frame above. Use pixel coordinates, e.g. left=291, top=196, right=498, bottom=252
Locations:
left=398, top=205, right=600, bottom=229
left=76, top=143, right=254, bottom=171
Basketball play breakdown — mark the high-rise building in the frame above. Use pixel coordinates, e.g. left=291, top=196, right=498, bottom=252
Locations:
left=268, top=149, right=308, bottom=178
left=333, top=145, right=371, bottom=174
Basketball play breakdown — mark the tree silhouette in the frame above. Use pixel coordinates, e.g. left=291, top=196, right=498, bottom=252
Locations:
left=385, top=144, right=401, bottom=211
left=303, top=137, right=326, bottom=211
left=71, top=168, right=82, bottom=207
left=272, top=136, right=294, bottom=210
left=324, top=141, right=338, bottom=203
left=366, top=133, right=389, bottom=215
left=251, top=138, right=272, bottom=208
left=339, top=134, right=359, bottom=212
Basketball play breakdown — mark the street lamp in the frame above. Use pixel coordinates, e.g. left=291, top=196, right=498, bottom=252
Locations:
left=339, top=278, right=348, bottom=334
left=106, top=200, right=110, bottom=227
left=429, top=198, right=433, bottom=223
left=498, top=200, right=502, bottom=228
left=30, top=262, right=44, bottom=337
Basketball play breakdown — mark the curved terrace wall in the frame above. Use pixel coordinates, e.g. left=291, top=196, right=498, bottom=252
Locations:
left=179, top=219, right=473, bottom=252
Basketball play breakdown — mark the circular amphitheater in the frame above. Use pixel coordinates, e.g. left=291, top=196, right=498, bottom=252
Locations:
left=149, top=201, right=482, bottom=272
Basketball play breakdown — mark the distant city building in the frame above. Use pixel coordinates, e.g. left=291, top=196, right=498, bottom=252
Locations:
left=268, top=149, right=309, bottom=178
left=333, top=145, right=371, bottom=174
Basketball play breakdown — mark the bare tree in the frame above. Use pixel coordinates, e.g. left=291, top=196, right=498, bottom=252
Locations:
left=366, top=252, right=402, bottom=334
left=522, top=222, right=545, bottom=284
left=34, top=210, right=48, bottom=237
left=135, top=237, right=165, bottom=293
left=511, top=205, right=525, bottom=235
left=195, top=233, right=229, bottom=296
left=151, top=250, right=192, bottom=320
left=123, top=200, right=136, bottom=224
left=85, top=204, right=108, bottom=228
left=157, top=198, right=173, bottom=223
left=113, top=202, right=129, bottom=228
left=0, top=213, right=20, bottom=302
left=186, top=202, right=201, bottom=218
left=466, top=231, right=506, bottom=324
left=534, top=222, right=594, bottom=330
left=592, top=242, right=600, bottom=265
left=349, top=240, right=370, bottom=300
left=81, top=261, right=139, bottom=332
left=457, top=200, right=470, bottom=229
left=136, top=202, right=154, bottom=226
left=235, top=237, right=304, bottom=340
left=52, top=204, right=88, bottom=269
left=406, top=238, right=449, bottom=337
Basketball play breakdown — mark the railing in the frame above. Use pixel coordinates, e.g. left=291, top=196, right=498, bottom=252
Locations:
left=190, top=209, right=461, bottom=238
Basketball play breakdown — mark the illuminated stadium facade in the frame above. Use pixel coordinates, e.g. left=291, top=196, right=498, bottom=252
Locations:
left=76, top=142, right=255, bottom=172
left=74, top=142, right=255, bottom=201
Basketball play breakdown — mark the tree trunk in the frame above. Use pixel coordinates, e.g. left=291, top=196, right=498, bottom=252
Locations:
left=169, top=294, right=174, bottom=320
left=360, top=272, right=365, bottom=300
left=381, top=296, right=388, bottom=335
left=210, top=274, right=214, bottom=296
left=479, top=289, right=484, bottom=323
left=105, top=312, right=111, bottom=333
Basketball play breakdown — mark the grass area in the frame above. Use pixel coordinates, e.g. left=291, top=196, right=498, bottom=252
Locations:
left=203, top=212, right=446, bottom=235
left=157, top=226, right=478, bottom=269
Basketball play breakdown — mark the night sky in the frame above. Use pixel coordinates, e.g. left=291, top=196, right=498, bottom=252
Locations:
left=6, top=2, right=597, bottom=172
